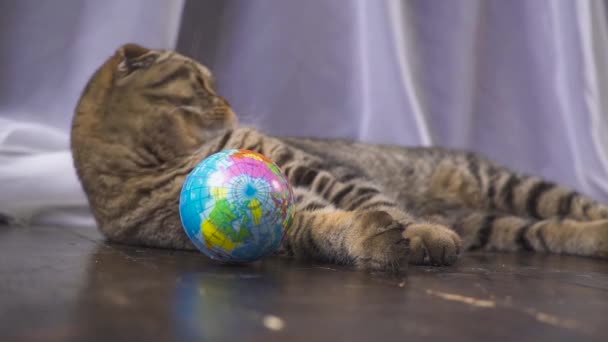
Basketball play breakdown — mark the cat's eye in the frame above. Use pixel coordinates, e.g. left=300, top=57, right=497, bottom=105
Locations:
left=195, top=75, right=206, bottom=87
left=118, top=54, right=159, bottom=76
left=196, top=75, right=216, bottom=94
left=127, top=55, right=157, bottom=70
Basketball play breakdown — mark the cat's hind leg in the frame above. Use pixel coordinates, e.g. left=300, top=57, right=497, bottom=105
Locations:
left=481, top=171, right=608, bottom=222
left=429, top=152, right=608, bottom=221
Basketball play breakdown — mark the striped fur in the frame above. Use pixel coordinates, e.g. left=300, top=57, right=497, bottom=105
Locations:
left=71, top=44, right=608, bottom=272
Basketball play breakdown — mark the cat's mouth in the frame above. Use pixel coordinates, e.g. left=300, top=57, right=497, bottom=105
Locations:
left=208, top=104, right=238, bottom=124
left=219, top=107, right=238, bottom=128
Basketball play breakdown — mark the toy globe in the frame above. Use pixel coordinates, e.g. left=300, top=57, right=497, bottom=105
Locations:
left=179, top=149, right=295, bottom=263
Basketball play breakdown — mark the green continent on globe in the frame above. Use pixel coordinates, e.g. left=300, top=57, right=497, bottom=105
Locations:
left=203, top=197, right=253, bottom=251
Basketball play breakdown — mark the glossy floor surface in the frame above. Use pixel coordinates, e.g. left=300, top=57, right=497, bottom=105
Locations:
left=1, top=224, right=607, bottom=341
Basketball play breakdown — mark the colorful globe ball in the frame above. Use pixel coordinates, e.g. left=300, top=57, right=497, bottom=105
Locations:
left=179, top=149, right=295, bottom=263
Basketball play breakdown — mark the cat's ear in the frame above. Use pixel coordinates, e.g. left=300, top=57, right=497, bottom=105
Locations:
left=116, top=43, right=158, bottom=74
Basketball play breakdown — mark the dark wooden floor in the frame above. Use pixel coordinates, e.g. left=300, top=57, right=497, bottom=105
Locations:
left=1, top=224, right=607, bottom=342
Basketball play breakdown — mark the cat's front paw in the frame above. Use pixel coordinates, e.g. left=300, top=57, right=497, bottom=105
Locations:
left=352, top=210, right=410, bottom=272
left=404, top=223, right=461, bottom=266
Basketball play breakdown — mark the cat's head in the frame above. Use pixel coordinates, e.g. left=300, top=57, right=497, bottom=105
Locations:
left=71, top=43, right=237, bottom=174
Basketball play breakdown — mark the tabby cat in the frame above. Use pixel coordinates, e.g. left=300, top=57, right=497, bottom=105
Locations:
left=71, top=44, right=608, bottom=271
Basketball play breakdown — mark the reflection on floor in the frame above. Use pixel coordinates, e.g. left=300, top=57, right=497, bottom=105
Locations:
left=1, top=224, right=607, bottom=341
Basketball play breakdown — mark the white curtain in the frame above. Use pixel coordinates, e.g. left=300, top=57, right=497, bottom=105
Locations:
left=0, top=0, right=184, bottom=225
left=1, top=0, right=607, bottom=227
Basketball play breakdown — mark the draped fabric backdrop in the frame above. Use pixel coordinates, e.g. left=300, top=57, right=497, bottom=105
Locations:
left=1, top=0, right=608, bottom=227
